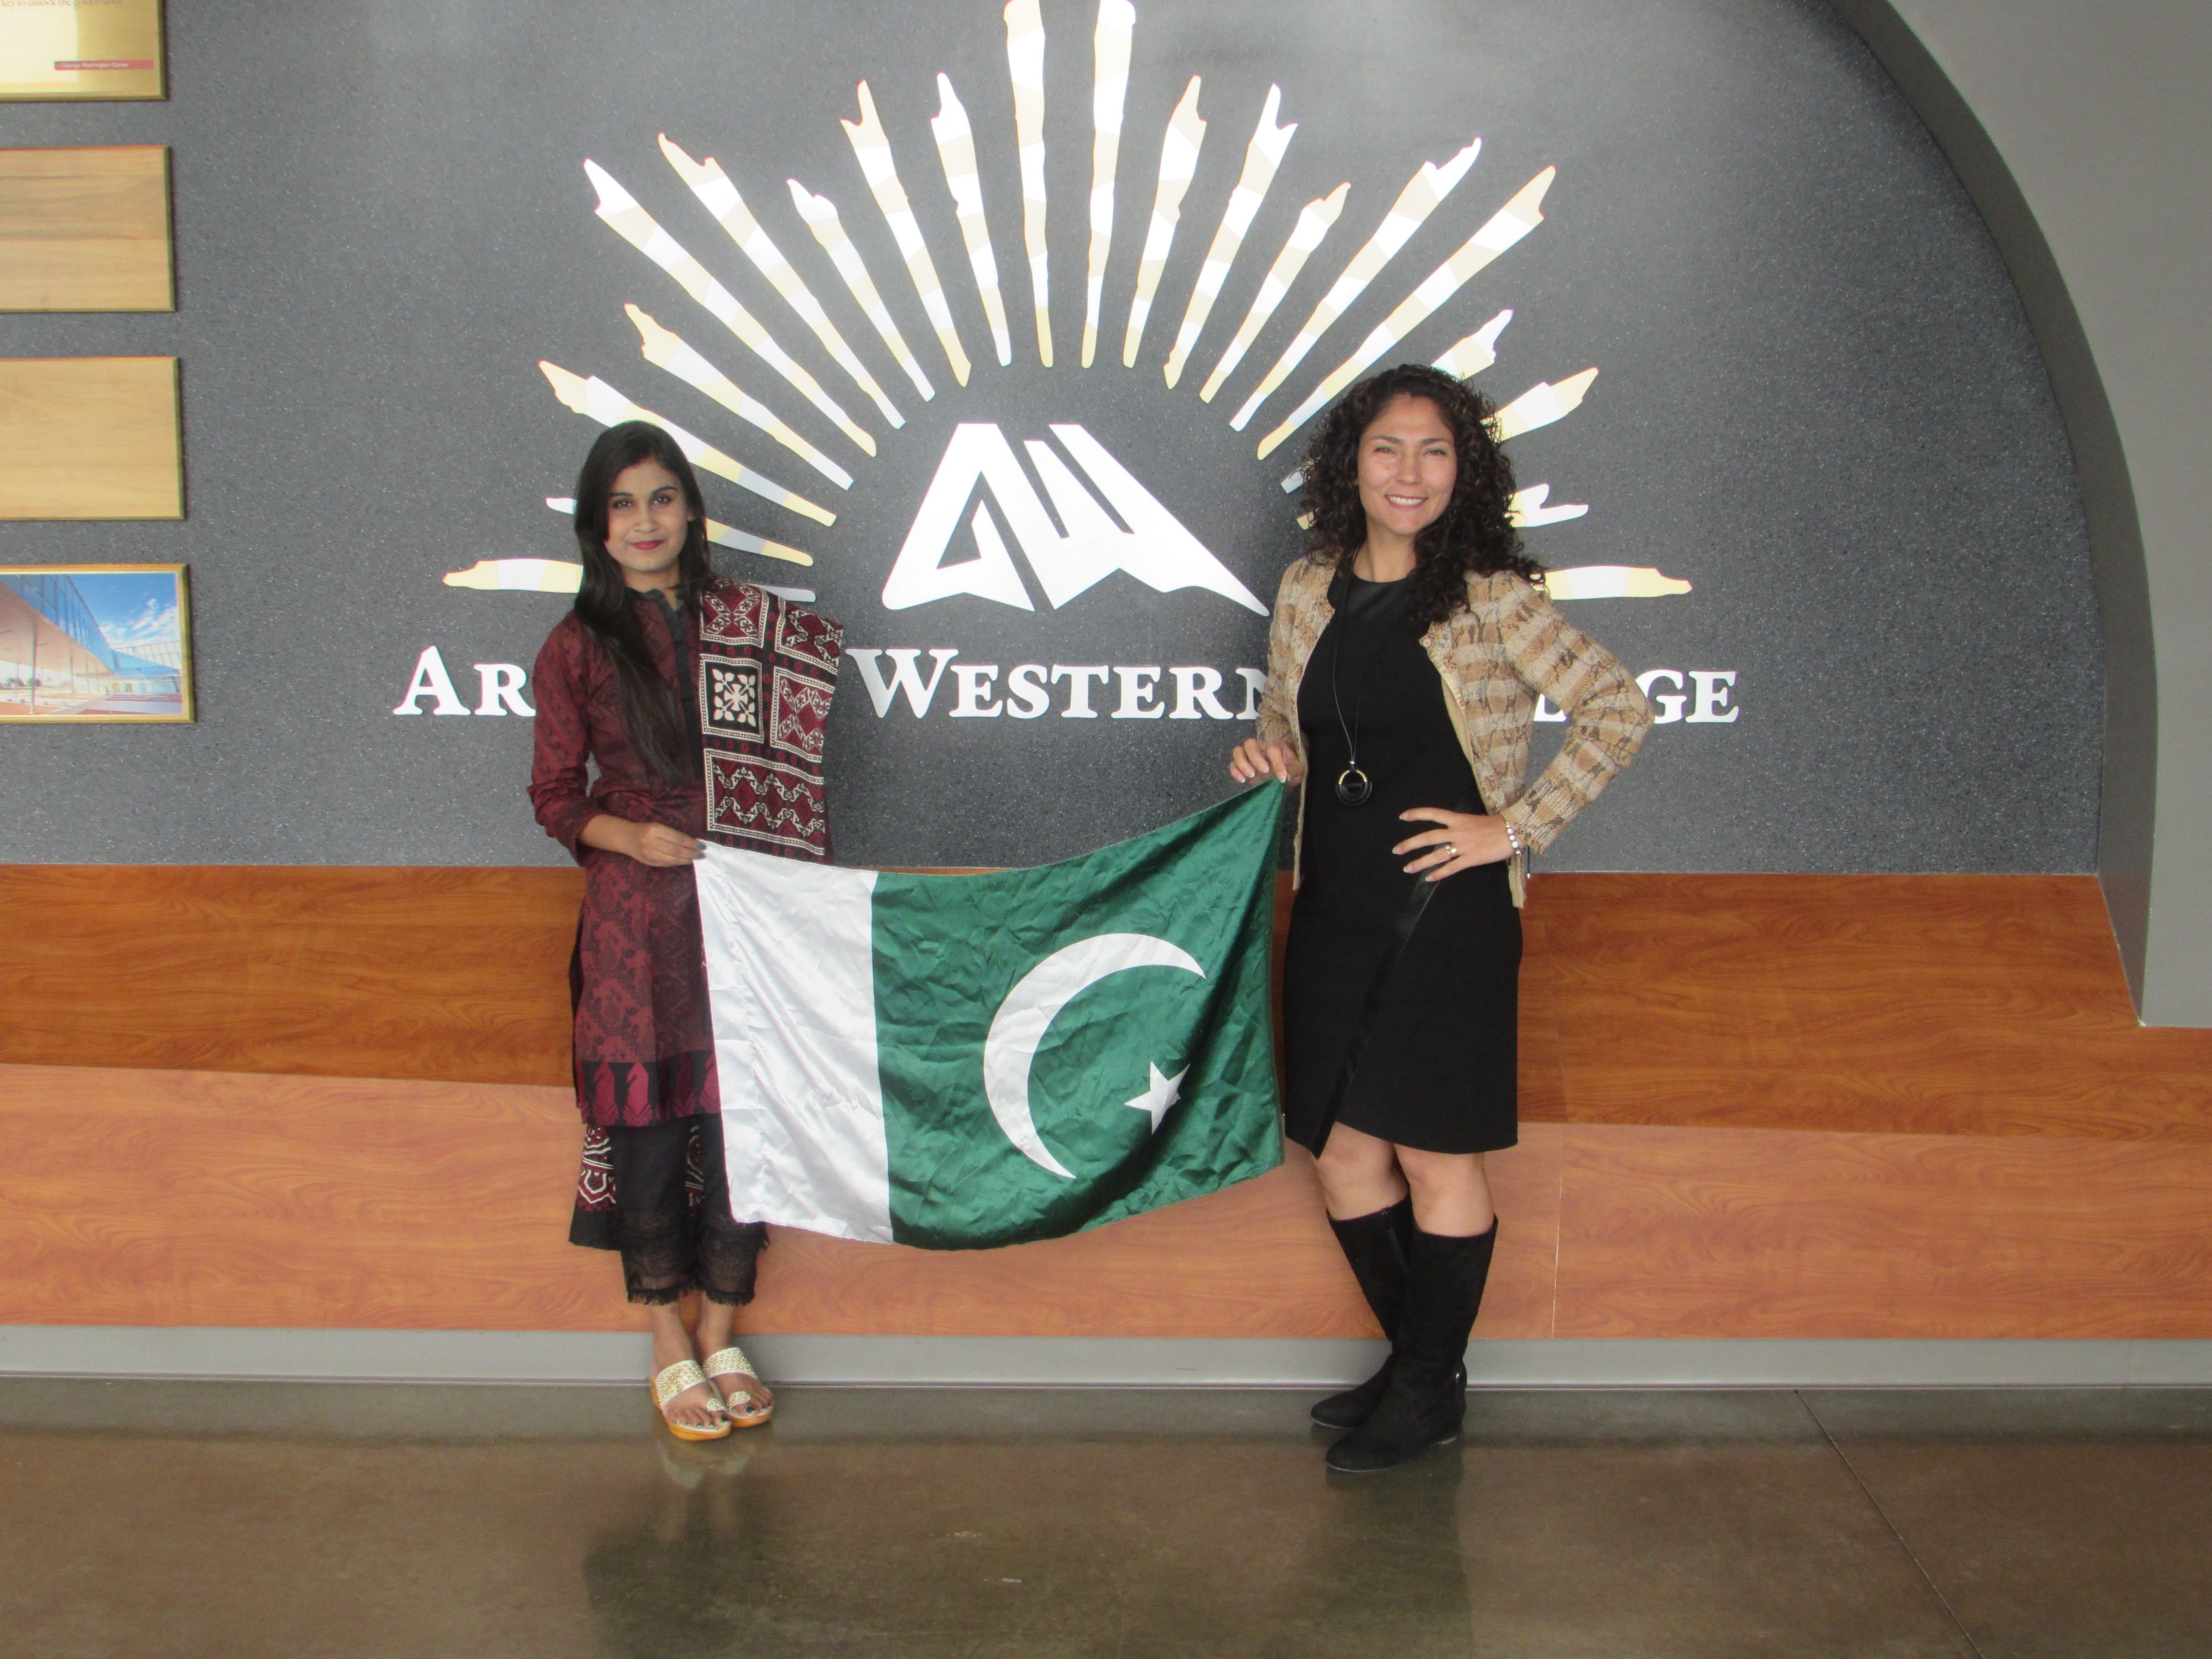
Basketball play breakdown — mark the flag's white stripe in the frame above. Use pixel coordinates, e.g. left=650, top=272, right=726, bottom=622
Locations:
left=697, top=847, right=892, bottom=1245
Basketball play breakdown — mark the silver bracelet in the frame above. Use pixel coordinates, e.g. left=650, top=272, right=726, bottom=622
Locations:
left=1502, top=818, right=1525, bottom=857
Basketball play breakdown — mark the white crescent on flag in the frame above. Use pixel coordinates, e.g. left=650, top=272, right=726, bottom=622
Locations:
left=982, top=933, right=1206, bottom=1178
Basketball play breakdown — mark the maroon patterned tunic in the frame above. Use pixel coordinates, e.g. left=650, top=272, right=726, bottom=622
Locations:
left=529, top=579, right=840, bottom=1131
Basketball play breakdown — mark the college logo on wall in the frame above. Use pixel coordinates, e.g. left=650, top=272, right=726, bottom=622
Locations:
left=405, top=0, right=1724, bottom=727
left=885, top=422, right=1264, bottom=614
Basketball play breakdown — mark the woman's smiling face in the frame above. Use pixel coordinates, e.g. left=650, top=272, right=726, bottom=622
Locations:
left=603, top=458, right=693, bottom=586
left=1355, top=394, right=1458, bottom=546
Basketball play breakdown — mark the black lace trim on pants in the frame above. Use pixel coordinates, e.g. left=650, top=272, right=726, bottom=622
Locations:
left=568, top=1115, right=766, bottom=1306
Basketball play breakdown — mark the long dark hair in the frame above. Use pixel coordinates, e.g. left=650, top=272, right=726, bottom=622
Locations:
left=571, top=421, right=713, bottom=782
left=1298, top=362, right=1543, bottom=633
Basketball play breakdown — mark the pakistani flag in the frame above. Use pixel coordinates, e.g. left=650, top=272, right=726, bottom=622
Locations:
left=697, top=783, right=1286, bottom=1249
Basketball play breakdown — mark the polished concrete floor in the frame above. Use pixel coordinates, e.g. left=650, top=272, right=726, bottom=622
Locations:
left=2, top=1383, right=2208, bottom=1658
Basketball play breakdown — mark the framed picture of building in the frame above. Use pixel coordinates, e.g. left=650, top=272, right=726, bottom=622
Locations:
left=0, top=563, right=192, bottom=722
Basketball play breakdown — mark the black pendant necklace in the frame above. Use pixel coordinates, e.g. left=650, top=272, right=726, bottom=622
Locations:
left=1329, top=579, right=1378, bottom=806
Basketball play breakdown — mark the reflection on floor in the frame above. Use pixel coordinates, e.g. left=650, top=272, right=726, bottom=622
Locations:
left=3, top=1384, right=2208, bottom=1658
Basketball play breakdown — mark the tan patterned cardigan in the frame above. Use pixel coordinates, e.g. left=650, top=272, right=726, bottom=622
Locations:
left=1255, top=557, right=1653, bottom=907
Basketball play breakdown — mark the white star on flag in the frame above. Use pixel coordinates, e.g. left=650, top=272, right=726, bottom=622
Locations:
left=1124, top=1063, right=1187, bottom=1131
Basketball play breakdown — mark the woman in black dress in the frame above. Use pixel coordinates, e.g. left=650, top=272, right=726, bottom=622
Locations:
left=1231, top=364, right=1651, bottom=1472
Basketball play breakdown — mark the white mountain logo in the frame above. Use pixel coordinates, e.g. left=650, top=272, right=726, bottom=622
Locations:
left=884, top=422, right=1264, bottom=614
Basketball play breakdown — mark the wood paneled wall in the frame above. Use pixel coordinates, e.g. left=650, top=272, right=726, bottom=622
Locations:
left=0, top=864, right=582, bottom=1084
left=0, top=148, right=172, bottom=311
left=1548, top=1123, right=2212, bottom=1339
left=8, top=865, right=2210, bottom=1342
left=0, top=356, right=182, bottom=518
left=8, top=1061, right=2210, bottom=1340
left=1522, top=873, right=2212, bottom=1142
left=6, top=866, right=2206, bottom=1144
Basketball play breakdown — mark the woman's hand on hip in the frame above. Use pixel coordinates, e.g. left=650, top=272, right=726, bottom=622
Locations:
left=580, top=813, right=704, bottom=867
left=1394, top=808, right=1513, bottom=881
left=1228, top=738, right=1305, bottom=786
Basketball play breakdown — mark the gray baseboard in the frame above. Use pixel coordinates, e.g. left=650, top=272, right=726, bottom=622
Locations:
left=3, top=1327, right=2211, bottom=1387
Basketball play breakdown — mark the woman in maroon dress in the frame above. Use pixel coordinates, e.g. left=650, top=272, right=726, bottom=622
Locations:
left=529, top=420, right=841, bottom=1441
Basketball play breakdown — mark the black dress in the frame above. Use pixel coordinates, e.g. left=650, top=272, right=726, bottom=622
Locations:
left=1281, top=573, right=1521, bottom=1156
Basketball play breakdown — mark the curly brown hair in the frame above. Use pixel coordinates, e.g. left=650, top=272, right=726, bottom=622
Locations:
left=1298, top=362, right=1542, bottom=632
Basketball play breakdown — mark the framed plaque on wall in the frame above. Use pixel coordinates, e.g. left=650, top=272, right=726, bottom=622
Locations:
left=1, top=0, right=164, bottom=102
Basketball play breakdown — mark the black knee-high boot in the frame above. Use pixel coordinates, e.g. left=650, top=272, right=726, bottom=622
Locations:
left=1311, top=1197, right=1416, bottom=1428
left=1325, top=1220, right=1496, bottom=1474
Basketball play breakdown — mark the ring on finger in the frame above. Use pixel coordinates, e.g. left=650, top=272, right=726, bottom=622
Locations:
left=1442, top=843, right=1458, bottom=859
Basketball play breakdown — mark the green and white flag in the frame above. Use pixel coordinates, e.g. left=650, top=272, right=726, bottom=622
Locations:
left=697, top=783, right=1286, bottom=1249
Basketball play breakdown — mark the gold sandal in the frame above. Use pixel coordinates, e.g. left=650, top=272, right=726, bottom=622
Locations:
left=702, top=1344, right=775, bottom=1428
left=652, top=1358, right=732, bottom=1441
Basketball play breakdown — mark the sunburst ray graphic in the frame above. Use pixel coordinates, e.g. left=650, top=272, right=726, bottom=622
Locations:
left=659, top=135, right=905, bottom=430
left=476, top=0, right=1690, bottom=605
left=1161, top=85, right=1295, bottom=392
left=844, top=83, right=972, bottom=386
left=1122, top=75, right=1204, bottom=369
left=930, top=75, right=1015, bottom=369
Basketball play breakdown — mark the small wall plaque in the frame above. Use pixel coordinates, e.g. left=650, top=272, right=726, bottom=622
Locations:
left=2, top=0, right=165, bottom=102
